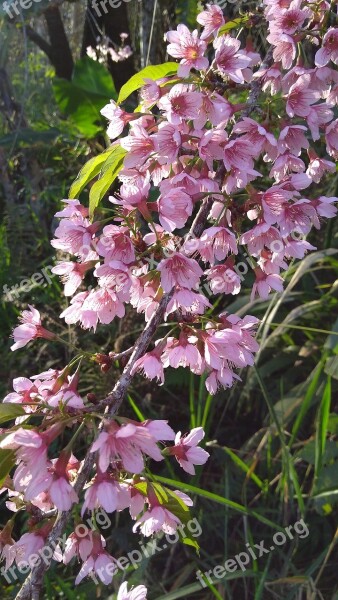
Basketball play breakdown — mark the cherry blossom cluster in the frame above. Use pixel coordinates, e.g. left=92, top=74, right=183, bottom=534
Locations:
left=2, top=1, right=338, bottom=595
left=0, top=412, right=208, bottom=580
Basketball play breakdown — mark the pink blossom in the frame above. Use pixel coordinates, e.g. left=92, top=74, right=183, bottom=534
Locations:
left=62, top=530, right=94, bottom=564
left=213, top=36, right=252, bottom=83
left=90, top=419, right=174, bottom=474
left=51, top=261, right=94, bottom=296
left=153, top=122, right=181, bottom=165
left=168, top=427, right=209, bottom=475
left=198, top=226, right=238, bottom=264
left=3, top=377, right=38, bottom=412
left=133, top=505, right=182, bottom=536
left=11, top=306, right=55, bottom=351
left=325, top=119, right=338, bottom=158
left=199, top=128, right=228, bottom=170
left=117, top=582, right=148, bottom=600
left=131, top=351, right=165, bottom=384
left=306, top=103, right=333, bottom=141
left=197, top=4, right=224, bottom=40
left=165, top=288, right=210, bottom=319
left=51, top=214, right=97, bottom=260
left=162, top=333, right=204, bottom=371
left=96, top=225, right=135, bottom=263
left=205, top=368, right=240, bottom=394
left=255, top=64, right=283, bottom=95
left=284, top=238, right=316, bottom=259
left=267, top=33, right=296, bottom=69
left=269, top=153, right=305, bottom=182
left=115, top=175, right=151, bottom=211
left=315, top=28, right=338, bottom=67
left=278, top=199, right=318, bottom=236
left=82, top=474, right=130, bottom=514
left=48, top=474, right=78, bottom=511
left=278, top=125, right=309, bottom=156
left=223, top=138, right=256, bottom=171
left=75, top=533, right=117, bottom=585
left=120, top=124, right=155, bottom=169
left=130, top=275, right=161, bottom=322
left=240, top=223, right=282, bottom=256
left=140, top=78, right=162, bottom=107
left=206, top=264, right=241, bottom=295
left=158, top=186, right=193, bottom=232
left=269, top=6, right=310, bottom=35
left=286, top=75, right=319, bottom=118
left=194, top=92, right=233, bottom=129
left=251, top=269, right=284, bottom=300
left=166, top=24, right=208, bottom=77
left=158, top=84, right=202, bottom=124
left=306, top=156, right=336, bottom=183
left=157, top=253, right=203, bottom=292
left=261, top=186, right=294, bottom=224
left=312, top=196, right=338, bottom=218
left=234, top=117, right=277, bottom=157
left=61, top=287, right=125, bottom=331
left=101, top=102, right=134, bottom=138
left=129, top=487, right=147, bottom=519
left=54, top=199, right=88, bottom=219
left=206, top=327, right=257, bottom=369
left=12, top=532, right=45, bottom=567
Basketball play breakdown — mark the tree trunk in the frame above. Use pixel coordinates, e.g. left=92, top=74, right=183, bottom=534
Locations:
left=44, top=6, right=74, bottom=79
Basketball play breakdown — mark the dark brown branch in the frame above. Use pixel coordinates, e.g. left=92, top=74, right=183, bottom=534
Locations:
left=25, top=26, right=53, bottom=61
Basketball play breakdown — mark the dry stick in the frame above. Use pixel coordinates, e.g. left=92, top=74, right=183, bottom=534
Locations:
left=15, top=46, right=275, bottom=600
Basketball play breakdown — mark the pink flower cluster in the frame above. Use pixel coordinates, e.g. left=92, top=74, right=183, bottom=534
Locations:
left=0, top=416, right=208, bottom=580
left=33, top=2, right=336, bottom=393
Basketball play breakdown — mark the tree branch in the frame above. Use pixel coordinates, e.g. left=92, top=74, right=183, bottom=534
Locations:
left=25, top=26, right=53, bottom=61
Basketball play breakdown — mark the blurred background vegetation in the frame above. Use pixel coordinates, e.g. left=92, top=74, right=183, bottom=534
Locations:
left=1, top=1, right=338, bottom=598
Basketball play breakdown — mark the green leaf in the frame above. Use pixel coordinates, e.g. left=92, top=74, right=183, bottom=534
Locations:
left=117, top=63, right=179, bottom=104
left=89, top=145, right=126, bottom=218
left=315, top=377, right=331, bottom=478
left=53, top=57, right=117, bottom=138
left=0, top=449, right=15, bottom=487
left=153, top=475, right=283, bottom=531
left=0, top=403, right=26, bottom=424
left=218, top=16, right=250, bottom=36
left=289, top=361, right=324, bottom=446
left=155, top=573, right=256, bottom=600
left=222, top=446, right=265, bottom=490
left=325, top=356, right=338, bottom=380
left=69, top=147, right=118, bottom=199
